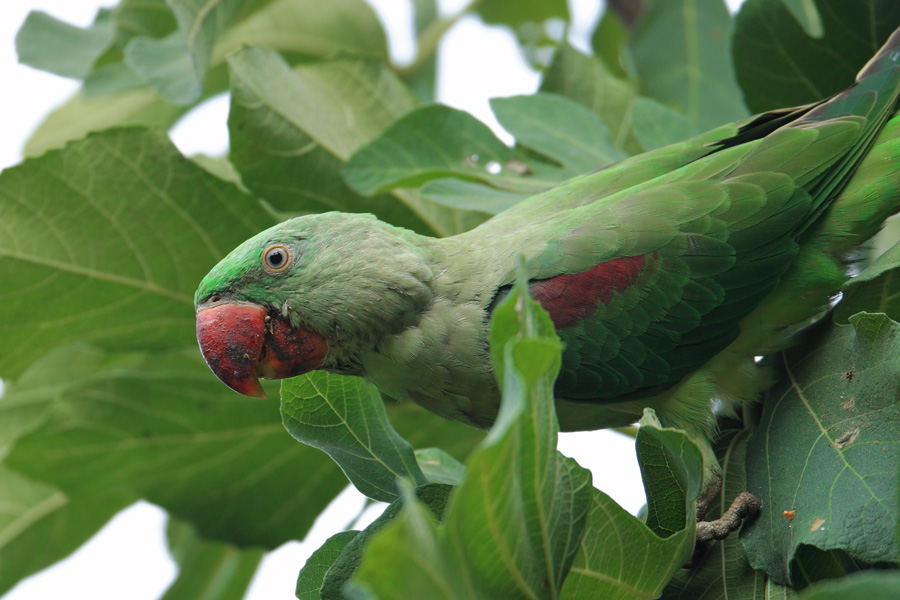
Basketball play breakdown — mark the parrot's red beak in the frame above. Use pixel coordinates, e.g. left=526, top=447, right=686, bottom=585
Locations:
left=196, top=302, right=328, bottom=398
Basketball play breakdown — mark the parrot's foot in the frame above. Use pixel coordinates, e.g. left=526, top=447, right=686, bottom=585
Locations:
left=687, top=491, right=762, bottom=567
left=696, top=492, right=762, bottom=543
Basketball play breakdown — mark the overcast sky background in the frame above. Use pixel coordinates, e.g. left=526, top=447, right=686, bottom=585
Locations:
left=0, top=1, right=743, bottom=598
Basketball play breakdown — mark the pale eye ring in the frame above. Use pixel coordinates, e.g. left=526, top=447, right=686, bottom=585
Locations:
left=262, top=244, right=292, bottom=273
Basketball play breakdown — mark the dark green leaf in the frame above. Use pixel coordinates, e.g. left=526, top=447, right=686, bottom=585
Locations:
left=561, top=410, right=701, bottom=599
left=122, top=0, right=253, bottom=104
left=562, top=486, right=692, bottom=598
left=83, top=62, right=147, bottom=97
left=781, top=0, right=823, bottom=37
left=405, top=0, right=439, bottom=102
left=591, top=8, right=629, bottom=79
left=342, top=105, right=550, bottom=196
left=661, top=430, right=795, bottom=599
left=124, top=31, right=203, bottom=105
left=743, top=314, right=900, bottom=585
left=490, top=93, right=626, bottom=174
left=22, top=87, right=189, bottom=158
left=637, top=412, right=704, bottom=538
left=16, top=10, right=115, bottom=79
left=162, top=519, right=265, bottom=600
left=112, top=0, right=179, bottom=41
left=281, top=371, right=428, bottom=503
left=541, top=43, right=643, bottom=155
left=382, top=400, right=485, bottom=465
left=477, top=0, right=568, bottom=27
left=226, top=47, right=454, bottom=235
left=0, top=466, right=130, bottom=596
left=296, top=530, right=360, bottom=600
left=835, top=239, right=900, bottom=323
left=414, top=448, right=465, bottom=486
left=89, top=0, right=388, bottom=114
left=796, top=571, right=900, bottom=599
left=420, top=179, right=525, bottom=217
left=320, top=484, right=453, bottom=600
left=190, top=154, right=246, bottom=186
left=732, top=0, right=900, bottom=113
left=352, top=276, right=591, bottom=599
left=629, top=0, right=747, bottom=130
left=169, top=0, right=257, bottom=79
left=216, top=0, right=388, bottom=61
left=4, top=346, right=346, bottom=548
left=631, top=97, right=702, bottom=151
left=229, top=48, right=413, bottom=162
left=0, top=128, right=273, bottom=378
left=567, top=494, right=671, bottom=600
left=345, top=487, right=459, bottom=599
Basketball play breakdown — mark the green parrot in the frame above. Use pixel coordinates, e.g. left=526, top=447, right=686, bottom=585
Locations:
left=196, top=28, right=900, bottom=533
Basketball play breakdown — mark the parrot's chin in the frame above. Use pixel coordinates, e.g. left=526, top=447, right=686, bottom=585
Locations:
left=195, top=301, right=328, bottom=398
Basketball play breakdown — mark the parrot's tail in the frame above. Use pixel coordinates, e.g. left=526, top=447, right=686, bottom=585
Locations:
left=708, top=26, right=900, bottom=413
left=816, top=23, right=900, bottom=254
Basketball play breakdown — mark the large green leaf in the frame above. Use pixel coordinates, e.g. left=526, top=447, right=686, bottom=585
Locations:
left=405, top=0, right=439, bottom=102
left=281, top=371, right=428, bottom=503
left=0, top=466, right=131, bottom=597
left=490, top=93, right=626, bottom=175
left=477, top=0, right=568, bottom=27
left=661, top=430, right=796, bottom=599
left=351, top=275, right=591, bottom=599
left=123, top=0, right=254, bottom=104
left=780, top=0, right=823, bottom=37
left=161, top=518, right=265, bottom=600
left=226, top=47, right=462, bottom=236
left=795, top=571, right=900, bottom=599
left=296, top=530, right=359, bottom=600
left=382, top=400, right=485, bottom=465
left=591, top=8, right=629, bottom=79
left=22, top=87, right=191, bottom=159
left=23, top=0, right=386, bottom=157
left=418, top=179, right=525, bottom=217
left=743, top=314, right=900, bottom=585
left=229, top=48, right=412, bottom=163
left=342, top=105, right=558, bottom=196
left=732, top=0, right=900, bottom=113
left=834, top=239, right=900, bottom=323
left=316, top=484, right=454, bottom=600
left=0, top=127, right=274, bottom=378
left=413, top=448, right=466, bottom=486
left=111, top=0, right=179, bottom=41
left=343, top=94, right=623, bottom=225
left=214, top=0, right=388, bottom=63
left=15, top=10, right=115, bottom=79
left=560, top=410, right=701, bottom=599
left=124, top=31, right=204, bottom=105
left=630, top=97, right=702, bottom=151
left=629, top=0, right=747, bottom=130
left=3, top=346, right=347, bottom=548
left=636, top=413, right=703, bottom=539
left=541, top=43, right=642, bottom=155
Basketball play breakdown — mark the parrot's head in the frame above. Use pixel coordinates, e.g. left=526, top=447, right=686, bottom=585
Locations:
left=194, top=212, right=434, bottom=398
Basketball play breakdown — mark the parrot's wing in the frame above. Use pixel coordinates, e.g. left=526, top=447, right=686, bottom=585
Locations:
left=482, top=46, right=900, bottom=402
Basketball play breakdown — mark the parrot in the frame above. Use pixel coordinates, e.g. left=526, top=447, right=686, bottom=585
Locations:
left=195, top=27, right=900, bottom=538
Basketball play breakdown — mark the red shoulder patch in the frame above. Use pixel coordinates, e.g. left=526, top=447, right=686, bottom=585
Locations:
left=529, top=254, right=647, bottom=329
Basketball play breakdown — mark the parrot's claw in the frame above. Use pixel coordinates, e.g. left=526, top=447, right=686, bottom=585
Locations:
left=687, top=491, right=762, bottom=567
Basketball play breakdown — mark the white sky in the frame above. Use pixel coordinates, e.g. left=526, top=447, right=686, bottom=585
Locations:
left=0, top=1, right=743, bottom=598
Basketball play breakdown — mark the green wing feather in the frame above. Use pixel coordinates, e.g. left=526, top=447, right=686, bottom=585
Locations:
left=462, top=30, right=900, bottom=406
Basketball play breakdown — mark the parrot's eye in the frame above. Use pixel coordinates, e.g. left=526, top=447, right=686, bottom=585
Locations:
left=262, top=245, right=292, bottom=273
